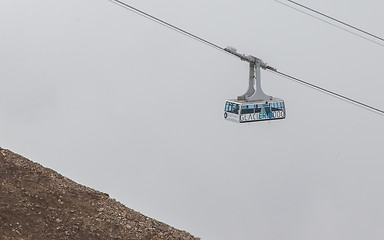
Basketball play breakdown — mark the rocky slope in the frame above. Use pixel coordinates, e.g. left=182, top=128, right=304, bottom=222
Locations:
left=0, top=148, right=199, bottom=240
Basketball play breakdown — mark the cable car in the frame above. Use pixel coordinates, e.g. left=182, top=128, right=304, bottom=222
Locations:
left=224, top=47, right=286, bottom=123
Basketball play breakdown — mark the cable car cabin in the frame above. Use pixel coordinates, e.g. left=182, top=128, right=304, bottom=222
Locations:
left=224, top=98, right=286, bottom=123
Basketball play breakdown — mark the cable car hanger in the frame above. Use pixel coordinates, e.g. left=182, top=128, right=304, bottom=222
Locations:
left=107, top=0, right=384, bottom=118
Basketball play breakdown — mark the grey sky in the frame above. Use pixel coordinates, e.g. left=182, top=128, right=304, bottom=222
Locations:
left=1, top=0, right=384, bottom=239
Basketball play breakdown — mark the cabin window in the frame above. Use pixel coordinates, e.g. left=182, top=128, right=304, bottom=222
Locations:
left=241, top=105, right=255, bottom=114
left=225, top=102, right=239, bottom=114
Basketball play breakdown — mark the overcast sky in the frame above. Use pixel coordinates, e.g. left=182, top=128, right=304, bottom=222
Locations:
left=1, top=0, right=384, bottom=239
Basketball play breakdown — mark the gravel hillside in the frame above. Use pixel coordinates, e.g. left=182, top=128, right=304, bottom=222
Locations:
left=0, top=147, right=200, bottom=240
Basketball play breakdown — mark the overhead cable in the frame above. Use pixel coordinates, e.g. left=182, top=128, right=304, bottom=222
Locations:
left=274, top=0, right=384, bottom=47
left=107, top=0, right=236, bottom=58
left=107, top=0, right=384, bottom=116
left=269, top=69, right=384, bottom=115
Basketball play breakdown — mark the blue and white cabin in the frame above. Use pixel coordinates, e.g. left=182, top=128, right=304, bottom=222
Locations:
left=224, top=98, right=286, bottom=123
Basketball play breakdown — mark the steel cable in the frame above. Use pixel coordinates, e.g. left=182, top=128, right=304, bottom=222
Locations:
left=273, top=0, right=384, bottom=47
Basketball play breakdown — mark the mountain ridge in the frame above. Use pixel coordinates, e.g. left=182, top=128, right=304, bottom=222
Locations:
left=0, top=147, right=199, bottom=240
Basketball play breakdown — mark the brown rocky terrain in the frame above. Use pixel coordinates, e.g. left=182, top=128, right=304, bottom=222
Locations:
left=0, top=147, right=200, bottom=240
